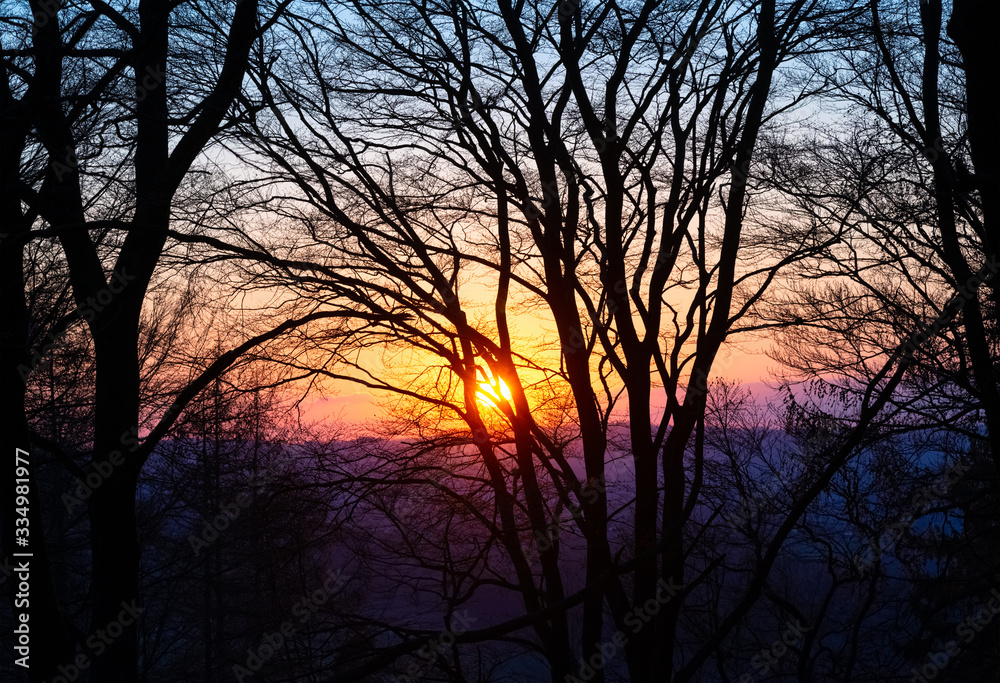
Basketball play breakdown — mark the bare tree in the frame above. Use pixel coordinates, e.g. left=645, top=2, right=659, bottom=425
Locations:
left=763, top=0, right=1000, bottom=473
left=0, top=1, right=310, bottom=681
left=197, top=0, right=879, bottom=680
left=754, top=0, right=1000, bottom=676
left=4, top=0, right=994, bottom=681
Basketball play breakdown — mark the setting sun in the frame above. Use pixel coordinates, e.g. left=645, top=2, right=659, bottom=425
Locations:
left=19, top=0, right=993, bottom=680
left=476, top=376, right=513, bottom=408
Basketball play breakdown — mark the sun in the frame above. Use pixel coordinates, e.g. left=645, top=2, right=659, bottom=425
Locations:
left=476, top=376, right=513, bottom=408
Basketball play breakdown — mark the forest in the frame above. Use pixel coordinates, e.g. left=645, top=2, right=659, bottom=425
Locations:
left=1, top=0, right=998, bottom=681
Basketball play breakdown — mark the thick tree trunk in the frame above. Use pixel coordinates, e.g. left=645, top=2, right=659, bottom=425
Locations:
left=1, top=102, right=75, bottom=682
left=949, top=0, right=1000, bottom=251
left=0, top=269, right=76, bottom=683
left=947, top=0, right=1000, bottom=476
left=87, top=326, right=143, bottom=683
left=654, top=1, right=779, bottom=676
left=4, top=0, right=261, bottom=680
left=87, top=487, right=141, bottom=682
left=912, top=0, right=1000, bottom=479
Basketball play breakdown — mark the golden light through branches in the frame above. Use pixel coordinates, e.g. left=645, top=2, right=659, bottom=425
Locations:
left=475, top=373, right=513, bottom=410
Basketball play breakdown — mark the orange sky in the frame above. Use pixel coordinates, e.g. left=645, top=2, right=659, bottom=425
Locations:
left=296, top=338, right=779, bottom=427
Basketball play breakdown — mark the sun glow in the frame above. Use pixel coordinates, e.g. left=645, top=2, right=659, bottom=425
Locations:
left=476, top=376, right=513, bottom=408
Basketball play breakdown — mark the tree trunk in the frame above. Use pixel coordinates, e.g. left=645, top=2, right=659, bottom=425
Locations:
left=88, top=326, right=143, bottom=683
left=1, top=92, right=75, bottom=682
left=947, top=0, right=1000, bottom=477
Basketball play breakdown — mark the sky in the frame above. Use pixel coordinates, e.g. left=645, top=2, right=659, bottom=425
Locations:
left=297, top=338, right=782, bottom=427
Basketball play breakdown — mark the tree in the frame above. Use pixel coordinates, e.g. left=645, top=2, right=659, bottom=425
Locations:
left=134, top=376, right=364, bottom=682
left=763, top=0, right=1000, bottom=474
left=757, top=0, right=1000, bottom=676
left=207, top=0, right=876, bottom=679
left=0, top=1, right=300, bottom=680
left=4, top=0, right=994, bottom=681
